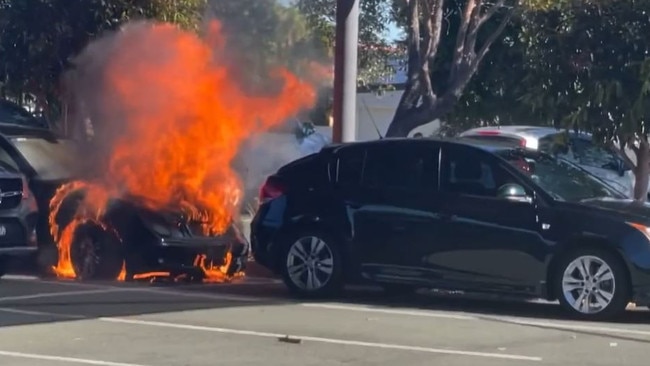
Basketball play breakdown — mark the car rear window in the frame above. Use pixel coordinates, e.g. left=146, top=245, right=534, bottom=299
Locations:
left=277, top=153, right=329, bottom=188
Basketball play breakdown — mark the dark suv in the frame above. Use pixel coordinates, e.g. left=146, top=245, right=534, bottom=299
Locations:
left=251, top=137, right=650, bottom=320
left=0, top=164, right=39, bottom=277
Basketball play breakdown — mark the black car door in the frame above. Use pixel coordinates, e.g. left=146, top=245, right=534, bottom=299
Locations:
left=426, top=144, right=550, bottom=294
left=336, top=142, right=443, bottom=283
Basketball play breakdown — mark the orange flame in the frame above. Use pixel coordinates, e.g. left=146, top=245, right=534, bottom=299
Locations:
left=49, top=20, right=317, bottom=282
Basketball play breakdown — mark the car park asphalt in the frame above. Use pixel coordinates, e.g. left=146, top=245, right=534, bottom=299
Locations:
left=1, top=268, right=649, bottom=366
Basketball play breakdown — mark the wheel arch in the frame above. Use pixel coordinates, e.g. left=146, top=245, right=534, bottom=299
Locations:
left=545, top=235, right=632, bottom=301
left=272, top=216, right=354, bottom=277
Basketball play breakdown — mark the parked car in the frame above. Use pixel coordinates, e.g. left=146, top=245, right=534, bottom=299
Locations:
left=0, top=99, right=49, bottom=130
left=0, top=123, right=248, bottom=281
left=459, top=126, right=636, bottom=198
left=0, top=162, right=39, bottom=278
left=251, top=137, right=650, bottom=320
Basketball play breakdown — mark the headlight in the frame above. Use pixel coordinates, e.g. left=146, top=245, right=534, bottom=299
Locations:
left=627, top=222, right=650, bottom=241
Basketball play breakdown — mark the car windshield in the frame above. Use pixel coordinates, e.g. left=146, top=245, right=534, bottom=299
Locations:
left=10, top=136, right=79, bottom=181
left=496, top=149, right=626, bottom=202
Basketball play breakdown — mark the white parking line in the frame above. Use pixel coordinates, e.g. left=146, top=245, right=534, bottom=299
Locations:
left=485, top=317, right=650, bottom=337
left=0, top=289, right=126, bottom=302
left=99, top=317, right=542, bottom=362
left=0, top=307, right=84, bottom=319
left=0, top=350, right=151, bottom=366
left=133, top=287, right=272, bottom=303
left=301, top=303, right=477, bottom=320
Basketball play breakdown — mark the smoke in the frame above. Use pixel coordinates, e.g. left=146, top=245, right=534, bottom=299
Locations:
left=62, top=1, right=331, bottom=214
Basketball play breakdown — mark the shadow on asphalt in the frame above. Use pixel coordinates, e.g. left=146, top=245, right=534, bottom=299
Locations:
left=1, top=256, right=648, bottom=331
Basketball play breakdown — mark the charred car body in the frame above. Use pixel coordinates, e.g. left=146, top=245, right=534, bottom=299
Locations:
left=0, top=123, right=248, bottom=281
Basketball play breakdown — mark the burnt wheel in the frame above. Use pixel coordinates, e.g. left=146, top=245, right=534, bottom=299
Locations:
left=280, top=230, right=344, bottom=298
left=70, top=222, right=124, bottom=281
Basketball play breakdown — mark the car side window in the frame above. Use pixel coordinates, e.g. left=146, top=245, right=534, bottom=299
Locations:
left=361, top=145, right=438, bottom=191
left=570, top=138, right=619, bottom=169
left=335, top=147, right=366, bottom=187
left=441, top=146, right=521, bottom=198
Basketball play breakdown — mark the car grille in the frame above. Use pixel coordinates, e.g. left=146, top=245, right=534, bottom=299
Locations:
left=0, top=178, right=23, bottom=210
left=0, top=218, right=26, bottom=247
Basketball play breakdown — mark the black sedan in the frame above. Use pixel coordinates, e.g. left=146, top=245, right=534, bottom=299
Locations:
left=251, top=137, right=650, bottom=320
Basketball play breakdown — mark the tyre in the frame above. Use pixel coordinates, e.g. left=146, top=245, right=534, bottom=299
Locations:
left=553, top=248, right=630, bottom=320
left=280, top=230, right=344, bottom=298
left=70, top=221, right=124, bottom=281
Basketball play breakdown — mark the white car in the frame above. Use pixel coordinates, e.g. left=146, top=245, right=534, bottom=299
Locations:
left=459, top=126, right=638, bottom=198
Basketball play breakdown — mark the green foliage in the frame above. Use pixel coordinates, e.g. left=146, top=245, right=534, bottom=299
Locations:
left=515, top=0, right=650, bottom=141
left=0, top=0, right=205, bottom=122
left=295, top=0, right=401, bottom=86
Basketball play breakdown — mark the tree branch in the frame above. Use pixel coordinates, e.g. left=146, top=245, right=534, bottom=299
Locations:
left=478, top=0, right=506, bottom=27
left=449, top=0, right=479, bottom=84
left=469, top=3, right=515, bottom=72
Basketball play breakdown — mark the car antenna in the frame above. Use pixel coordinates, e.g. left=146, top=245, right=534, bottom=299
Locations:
left=361, top=97, right=384, bottom=139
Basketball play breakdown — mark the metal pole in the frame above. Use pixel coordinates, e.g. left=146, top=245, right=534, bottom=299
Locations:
left=332, top=0, right=359, bottom=143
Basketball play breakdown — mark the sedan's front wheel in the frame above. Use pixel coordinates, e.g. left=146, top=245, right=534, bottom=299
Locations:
left=280, top=231, right=344, bottom=298
left=554, top=248, right=630, bottom=320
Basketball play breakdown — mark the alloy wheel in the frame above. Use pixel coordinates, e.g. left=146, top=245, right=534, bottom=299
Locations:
left=561, top=255, right=615, bottom=315
left=286, top=236, right=334, bottom=291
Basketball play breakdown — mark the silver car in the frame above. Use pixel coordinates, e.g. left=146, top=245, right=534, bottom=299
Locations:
left=459, top=126, right=636, bottom=198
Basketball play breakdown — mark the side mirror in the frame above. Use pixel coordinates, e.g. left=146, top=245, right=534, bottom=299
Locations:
left=497, top=183, right=533, bottom=203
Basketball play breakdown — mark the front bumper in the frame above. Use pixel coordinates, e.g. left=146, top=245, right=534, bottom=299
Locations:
left=0, top=205, right=39, bottom=259
left=133, top=232, right=249, bottom=278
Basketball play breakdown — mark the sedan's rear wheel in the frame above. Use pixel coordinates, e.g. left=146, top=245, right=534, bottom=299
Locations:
left=280, top=231, right=344, bottom=298
left=554, top=249, right=630, bottom=320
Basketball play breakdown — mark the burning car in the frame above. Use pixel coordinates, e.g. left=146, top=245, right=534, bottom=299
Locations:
left=0, top=123, right=248, bottom=282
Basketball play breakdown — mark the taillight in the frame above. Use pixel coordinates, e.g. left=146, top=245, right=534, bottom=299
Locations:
left=259, top=176, right=285, bottom=203
left=21, top=177, right=29, bottom=199
left=477, top=130, right=500, bottom=136
left=519, top=139, right=527, bottom=147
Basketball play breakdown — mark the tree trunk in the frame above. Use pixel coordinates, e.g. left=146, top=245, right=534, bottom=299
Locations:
left=632, top=141, right=650, bottom=201
left=385, top=94, right=457, bottom=137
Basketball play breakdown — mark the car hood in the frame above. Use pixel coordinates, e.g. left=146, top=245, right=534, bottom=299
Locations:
left=559, top=197, right=650, bottom=225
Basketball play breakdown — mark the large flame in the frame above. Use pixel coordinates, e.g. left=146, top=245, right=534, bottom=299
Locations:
left=49, top=20, right=316, bottom=281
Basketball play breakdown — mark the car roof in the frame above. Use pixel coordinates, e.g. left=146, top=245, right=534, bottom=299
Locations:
left=322, top=136, right=524, bottom=155
left=460, top=125, right=593, bottom=141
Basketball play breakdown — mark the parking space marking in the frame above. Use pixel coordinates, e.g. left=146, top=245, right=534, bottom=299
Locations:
left=99, top=317, right=542, bottom=361
left=0, top=307, right=85, bottom=319
left=133, top=287, right=273, bottom=303
left=0, top=350, right=151, bottom=366
left=301, top=303, right=477, bottom=320
left=482, top=316, right=650, bottom=337
left=0, top=288, right=131, bottom=302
